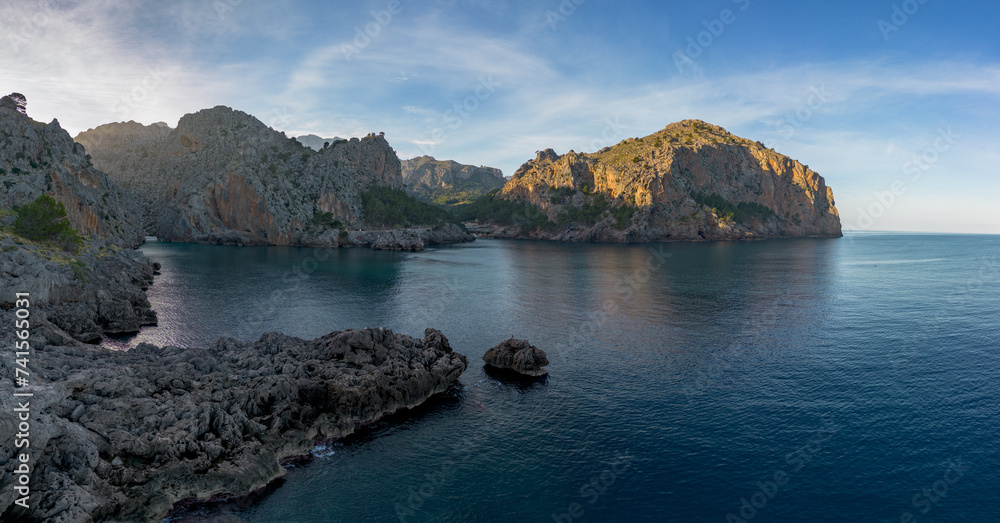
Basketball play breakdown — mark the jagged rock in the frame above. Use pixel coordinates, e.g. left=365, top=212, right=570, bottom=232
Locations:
left=483, top=339, right=549, bottom=377
left=473, top=120, right=841, bottom=241
left=0, top=318, right=467, bottom=522
left=0, top=100, right=143, bottom=247
left=402, top=155, right=506, bottom=205
left=75, top=108, right=471, bottom=248
left=0, top=236, right=157, bottom=343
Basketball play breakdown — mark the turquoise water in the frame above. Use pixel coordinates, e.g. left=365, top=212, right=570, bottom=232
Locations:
left=120, top=233, right=1000, bottom=522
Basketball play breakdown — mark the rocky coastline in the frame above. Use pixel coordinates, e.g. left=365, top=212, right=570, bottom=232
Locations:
left=0, top=242, right=469, bottom=522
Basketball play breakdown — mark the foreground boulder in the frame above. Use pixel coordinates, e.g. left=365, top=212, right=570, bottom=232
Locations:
left=483, top=338, right=549, bottom=377
left=0, top=327, right=468, bottom=522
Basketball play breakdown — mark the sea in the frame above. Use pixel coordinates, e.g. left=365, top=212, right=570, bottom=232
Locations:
left=104, top=232, right=1000, bottom=522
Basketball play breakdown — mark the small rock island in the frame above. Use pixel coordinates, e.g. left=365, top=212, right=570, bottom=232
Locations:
left=483, top=339, right=550, bottom=377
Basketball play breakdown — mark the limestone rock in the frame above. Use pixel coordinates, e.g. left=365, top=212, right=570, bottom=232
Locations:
left=76, top=108, right=469, bottom=248
left=0, top=100, right=143, bottom=247
left=472, top=120, right=842, bottom=241
left=402, top=155, right=506, bottom=205
left=0, top=320, right=468, bottom=522
left=483, top=339, right=549, bottom=377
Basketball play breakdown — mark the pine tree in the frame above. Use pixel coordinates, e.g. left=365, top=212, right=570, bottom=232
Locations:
left=14, top=194, right=83, bottom=251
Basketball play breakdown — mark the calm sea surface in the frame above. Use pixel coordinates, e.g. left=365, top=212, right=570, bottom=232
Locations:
left=110, top=233, right=1000, bottom=522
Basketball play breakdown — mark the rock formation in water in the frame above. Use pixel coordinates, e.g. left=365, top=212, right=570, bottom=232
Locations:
left=0, top=315, right=468, bottom=522
left=0, top=96, right=144, bottom=247
left=461, top=120, right=841, bottom=241
left=483, top=338, right=549, bottom=377
left=75, top=107, right=472, bottom=248
left=401, top=155, right=506, bottom=206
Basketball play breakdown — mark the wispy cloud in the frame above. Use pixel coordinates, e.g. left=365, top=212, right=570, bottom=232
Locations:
left=2, top=0, right=997, bottom=233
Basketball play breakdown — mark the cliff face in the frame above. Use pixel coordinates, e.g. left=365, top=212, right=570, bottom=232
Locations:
left=75, top=107, right=411, bottom=246
left=402, top=155, right=506, bottom=205
left=484, top=120, right=841, bottom=241
left=0, top=103, right=144, bottom=246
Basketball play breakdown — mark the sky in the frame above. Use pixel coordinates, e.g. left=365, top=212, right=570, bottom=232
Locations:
left=1, top=0, right=998, bottom=234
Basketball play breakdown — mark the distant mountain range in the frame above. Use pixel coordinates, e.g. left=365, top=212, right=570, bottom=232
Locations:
left=401, top=155, right=506, bottom=206
left=49, top=104, right=840, bottom=245
left=294, top=134, right=345, bottom=151
left=74, top=108, right=470, bottom=248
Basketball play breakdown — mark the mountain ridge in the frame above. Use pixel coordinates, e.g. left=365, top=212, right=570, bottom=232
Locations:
left=461, top=119, right=842, bottom=241
left=76, top=106, right=471, bottom=249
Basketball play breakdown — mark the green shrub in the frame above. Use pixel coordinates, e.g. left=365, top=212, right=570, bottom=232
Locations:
left=312, top=211, right=343, bottom=229
left=68, top=259, right=89, bottom=282
left=455, top=190, right=553, bottom=229
left=692, top=192, right=775, bottom=224
left=361, top=186, right=461, bottom=227
left=14, top=194, right=84, bottom=251
left=339, top=229, right=350, bottom=239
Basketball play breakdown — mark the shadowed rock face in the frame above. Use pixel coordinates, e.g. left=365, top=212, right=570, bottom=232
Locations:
left=0, top=325, right=467, bottom=522
left=402, top=155, right=506, bottom=205
left=483, top=339, right=549, bottom=377
left=486, top=120, right=842, bottom=242
left=0, top=104, right=144, bottom=247
left=75, top=107, right=407, bottom=246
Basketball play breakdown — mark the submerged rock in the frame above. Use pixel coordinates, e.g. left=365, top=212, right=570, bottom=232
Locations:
left=0, top=327, right=468, bottom=522
left=483, top=338, right=549, bottom=377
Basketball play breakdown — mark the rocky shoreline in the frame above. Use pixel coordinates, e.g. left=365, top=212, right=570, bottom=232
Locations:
left=0, top=240, right=469, bottom=522
left=185, top=222, right=475, bottom=251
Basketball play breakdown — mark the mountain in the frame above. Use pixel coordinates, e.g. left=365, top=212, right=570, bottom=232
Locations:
left=76, top=107, right=470, bottom=248
left=0, top=94, right=143, bottom=246
left=401, top=155, right=507, bottom=206
left=459, top=120, right=841, bottom=241
left=295, top=134, right=345, bottom=151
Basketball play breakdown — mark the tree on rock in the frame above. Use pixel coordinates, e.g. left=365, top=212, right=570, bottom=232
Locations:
left=0, top=92, right=27, bottom=114
left=14, top=194, right=83, bottom=252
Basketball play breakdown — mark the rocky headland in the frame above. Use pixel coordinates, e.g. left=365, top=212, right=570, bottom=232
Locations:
left=0, top=97, right=143, bottom=248
left=402, top=155, right=506, bottom=206
left=460, top=120, right=842, bottom=242
left=0, top=98, right=470, bottom=522
left=0, top=315, right=467, bottom=522
left=75, top=107, right=472, bottom=249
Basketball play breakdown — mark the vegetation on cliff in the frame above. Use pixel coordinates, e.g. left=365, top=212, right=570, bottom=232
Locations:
left=402, top=155, right=506, bottom=206
left=360, top=186, right=464, bottom=228
left=460, top=120, right=841, bottom=242
left=0, top=93, right=144, bottom=246
left=456, top=189, right=553, bottom=228
left=12, top=193, right=84, bottom=252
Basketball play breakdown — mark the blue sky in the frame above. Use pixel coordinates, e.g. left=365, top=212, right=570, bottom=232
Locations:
left=2, top=0, right=998, bottom=233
